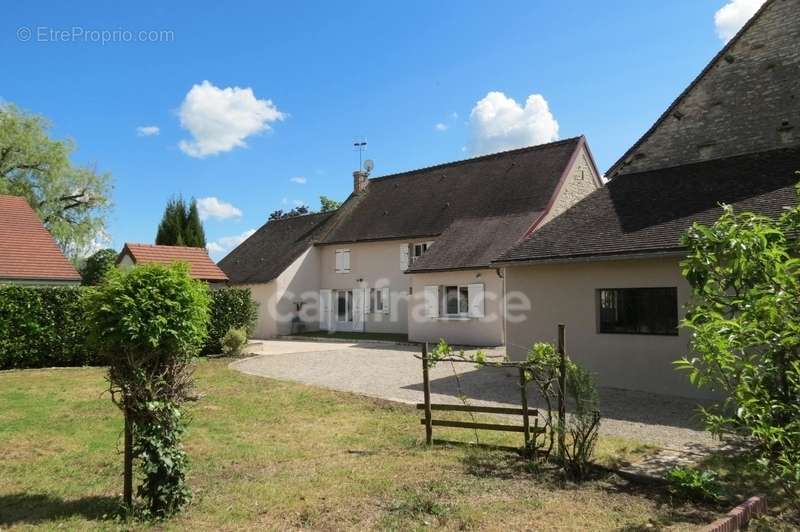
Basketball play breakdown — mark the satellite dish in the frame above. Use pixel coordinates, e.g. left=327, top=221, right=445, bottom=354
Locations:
left=363, top=159, right=374, bottom=173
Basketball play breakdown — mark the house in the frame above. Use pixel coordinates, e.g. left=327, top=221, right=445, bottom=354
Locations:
left=220, top=136, right=602, bottom=344
left=493, top=0, right=800, bottom=398
left=117, top=243, right=228, bottom=284
left=0, top=194, right=81, bottom=285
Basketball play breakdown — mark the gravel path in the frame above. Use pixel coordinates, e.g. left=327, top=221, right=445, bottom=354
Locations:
left=230, top=341, right=717, bottom=450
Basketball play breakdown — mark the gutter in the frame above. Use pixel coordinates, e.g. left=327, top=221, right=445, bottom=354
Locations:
left=491, top=248, right=687, bottom=268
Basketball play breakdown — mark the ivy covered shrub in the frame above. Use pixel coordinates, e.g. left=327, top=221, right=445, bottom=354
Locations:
left=202, top=288, right=257, bottom=355
left=0, top=285, right=97, bottom=369
left=84, top=263, right=210, bottom=518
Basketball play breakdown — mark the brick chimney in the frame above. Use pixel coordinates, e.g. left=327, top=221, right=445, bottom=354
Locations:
left=353, top=170, right=369, bottom=194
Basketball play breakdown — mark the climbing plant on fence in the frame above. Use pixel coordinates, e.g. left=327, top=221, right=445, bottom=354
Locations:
left=84, top=263, right=210, bottom=518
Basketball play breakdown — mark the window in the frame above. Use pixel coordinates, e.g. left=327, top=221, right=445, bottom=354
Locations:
left=597, top=287, right=678, bottom=335
left=411, top=242, right=431, bottom=264
left=444, top=285, right=469, bottom=316
left=336, top=290, right=352, bottom=322
left=335, top=249, right=351, bottom=273
left=370, top=287, right=389, bottom=314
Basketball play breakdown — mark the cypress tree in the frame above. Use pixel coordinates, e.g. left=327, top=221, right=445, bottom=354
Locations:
left=184, top=199, right=206, bottom=247
left=155, top=196, right=205, bottom=247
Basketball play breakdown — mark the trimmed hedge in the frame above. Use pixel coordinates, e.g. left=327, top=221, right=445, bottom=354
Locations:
left=203, top=288, right=258, bottom=355
left=0, top=285, right=99, bottom=369
left=0, top=284, right=258, bottom=369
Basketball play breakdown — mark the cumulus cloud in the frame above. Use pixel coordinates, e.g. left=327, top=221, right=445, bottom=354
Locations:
left=434, top=122, right=448, bottom=132
left=714, top=0, right=766, bottom=41
left=290, top=176, right=307, bottom=184
left=206, top=228, right=256, bottom=259
left=178, top=80, right=285, bottom=158
left=196, top=196, right=242, bottom=220
left=468, top=91, right=559, bottom=155
left=136, top=125, right=160, bottom=137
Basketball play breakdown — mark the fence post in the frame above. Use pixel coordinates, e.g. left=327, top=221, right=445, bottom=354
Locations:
left=519, top=366, right=530, bottom=451
left=123, top=408, right=133, bottom=509
left=557, top=324, right=566, bottom=462
left=422, top=342, right=433, bottom=445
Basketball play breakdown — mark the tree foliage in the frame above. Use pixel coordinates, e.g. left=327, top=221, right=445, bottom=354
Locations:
left=155, top=196, right=206, bottom=247
left=678, top=184, right=800, bottom=505
left=80, top=248, right=117, bottom=285
left=268, top=204, right=310, bottom=221
left=0, top=104, right=112, bottom=257
left=319, top=195, right=341, bottom=212
left=84, top=263, right=210, bottom=517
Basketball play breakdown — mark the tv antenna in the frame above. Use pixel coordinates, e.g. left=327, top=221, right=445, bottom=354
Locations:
left=353, top=137, right=367, bottom=168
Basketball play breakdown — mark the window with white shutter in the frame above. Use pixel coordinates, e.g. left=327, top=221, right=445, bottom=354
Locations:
left=381, top=287, right=390, bottom=315
left=335, top=249, right=351, bottom=273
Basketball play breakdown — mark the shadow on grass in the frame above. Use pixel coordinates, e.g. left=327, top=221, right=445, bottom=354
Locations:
left=0, top=493, right=120, bottom=526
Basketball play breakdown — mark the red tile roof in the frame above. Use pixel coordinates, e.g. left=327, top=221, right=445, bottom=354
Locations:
left=0, top=194, right=81, bottom=282
left=119, top=243, right=228, bottom=282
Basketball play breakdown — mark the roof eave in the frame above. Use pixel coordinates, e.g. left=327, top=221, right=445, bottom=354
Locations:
left=492, top=248, right=687, bottom=268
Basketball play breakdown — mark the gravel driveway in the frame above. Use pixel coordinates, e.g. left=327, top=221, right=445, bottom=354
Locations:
left=230, top=340, right=716, bottom=450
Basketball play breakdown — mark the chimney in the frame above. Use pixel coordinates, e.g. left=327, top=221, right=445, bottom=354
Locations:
left=353, top=170, right=369, bottom=194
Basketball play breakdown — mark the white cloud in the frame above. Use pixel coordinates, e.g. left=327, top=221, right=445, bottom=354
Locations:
left=196, top=196, right=242, bottom=220
left=136, top=125, right=160, bottom=137
left=451, top=112, right=459, bottom=120
left=468, top=91, right=559, bottom=155
left=714, top=0, right=766, bottom=41
left=434, top=122, right=448, bottom=132
left=281, top=197, right=289, bottom=205
left=178, top=80, right=285, bottom=158
left=206, top=228, right=256, bottom=259
left=290, top=176, right=307, bottom=184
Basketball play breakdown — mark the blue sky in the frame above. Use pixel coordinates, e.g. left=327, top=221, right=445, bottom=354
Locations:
left=1, top=0, right=763, bottom=259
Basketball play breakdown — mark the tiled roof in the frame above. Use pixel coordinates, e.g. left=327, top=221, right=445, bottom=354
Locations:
left=219, top=212, right=335, bottom=284
left=494, top=146, right=800, bottom=264
left=320, top=137, right=586, bottom=270
left=120, top=243, right=228, bottom=282
left=0, top=194, right=81, bottom=282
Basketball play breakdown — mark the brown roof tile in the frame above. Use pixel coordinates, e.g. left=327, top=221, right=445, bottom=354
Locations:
left=0, top=194, right=81, bottom=282
left=119, top=243, right=228, bottom=282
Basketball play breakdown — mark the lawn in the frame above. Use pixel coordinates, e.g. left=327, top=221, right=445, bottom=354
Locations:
left=0, top=358, right=724, bottom=531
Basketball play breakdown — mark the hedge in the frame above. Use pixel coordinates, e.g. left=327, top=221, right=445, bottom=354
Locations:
left=0, top=284, right=257, bottom=369
left=0, top=285, right=98, bottom=369
left=203, top=288, right=258, bottom=355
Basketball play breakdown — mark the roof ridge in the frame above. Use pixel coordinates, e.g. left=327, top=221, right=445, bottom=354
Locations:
left=367, top=136, right=584, bottom=183
left=125, top=242, right=210, bottom=251
left=265, top=210, right=336, bottom=223
left=606, top=0, right=777, bottom=177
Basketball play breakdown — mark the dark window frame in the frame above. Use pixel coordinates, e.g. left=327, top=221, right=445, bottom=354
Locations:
left=596, top=287, right=678, bottom=336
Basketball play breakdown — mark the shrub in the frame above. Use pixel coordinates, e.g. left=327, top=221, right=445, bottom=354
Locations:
left=80, top=248, right=117, bottom=285
left=563, top=362, right=601, bottom=480
left=678, top=184, right=800, bottom=506
left=202, top=288, right=257, bottom=355
left=221, top=327, right=248, bottom=356
left=666, top=467, right=722, bottom=503
left=0, top=285, right=97, bottom=369
left=84, top=263, right=210, bottom=518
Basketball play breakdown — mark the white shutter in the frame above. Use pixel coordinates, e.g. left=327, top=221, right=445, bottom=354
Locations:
left=335, top=251, right=343, bottom=272
left=424, top=285, right=439, bottom=318
left=468, top=283, right=485, bottom=318
left=319, top=289, right=332, bottom=330
left=400, top=244, right=410, bottom=271
left=352, top=287, right=365, bottom=331
left=382, top=287, right=390, bottom=315
left=343, top=250, right=351, bottom=271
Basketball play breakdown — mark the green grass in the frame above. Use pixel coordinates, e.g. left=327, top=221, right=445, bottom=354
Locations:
left=291, top=330, right=410, bottom=343
left=0, top=359, right=724, bottom=531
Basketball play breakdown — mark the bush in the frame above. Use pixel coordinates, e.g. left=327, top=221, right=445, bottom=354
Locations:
left=203, top=288, right=257, bottom=355
left=666, top=467, right=721, bottom=503
left=84, top=263, right=210, bottom=518
left=0, top=285, right=98, bottom=369
left=563, top=362, right=601, bottom=480
left=221, top=327, right=248, bottom=356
